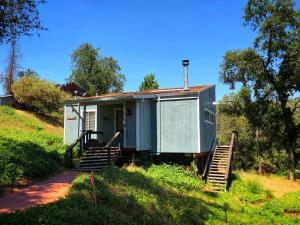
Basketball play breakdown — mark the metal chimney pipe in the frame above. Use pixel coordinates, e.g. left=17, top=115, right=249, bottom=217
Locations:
left=182, top=59, right=189, bottom=91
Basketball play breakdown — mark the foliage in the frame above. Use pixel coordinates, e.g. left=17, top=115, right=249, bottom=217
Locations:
left=0, top=165, right=299, bottom=225
left=139, top=73, right=159, bottom=91
left=263, top=192, right=300, bottom=214
left=0, top=106, right=65, bottom=185
left=0, top=0, right=46, bottom=44
left=18, top=69, right=39, bottom=78
left=219, top=0, right=300, bottom=179
left=1, top=39, right=18, bottom=95
left=68, top=43, right=125, bottom=96
left=59, top=82, right=85, bottom=96
left=12, top=75, right=70, bottom=115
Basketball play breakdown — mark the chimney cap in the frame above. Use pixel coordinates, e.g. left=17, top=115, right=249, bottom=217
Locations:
left=182, top=59, right=189, bottom=66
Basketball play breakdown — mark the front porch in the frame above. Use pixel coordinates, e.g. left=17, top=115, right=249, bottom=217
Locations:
left=64, top=98, right=154, bottom=170
left=66, top=100, right=138, bottom=150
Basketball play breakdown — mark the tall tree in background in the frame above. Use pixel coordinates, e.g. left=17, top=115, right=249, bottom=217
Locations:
left=68, top=43, right=125, bottom=96
left=0, top=0, right=45, bottom=44
left=220, top=0, right=300, bottom=180
left=1, top=39, right=18, bottom=95
left=139, top=74, right=159, bottom=91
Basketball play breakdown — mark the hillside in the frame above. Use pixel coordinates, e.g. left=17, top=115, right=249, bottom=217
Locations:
left=0, top=106, right=65, bottom=188
left=0, top=164, right=299, bottom=225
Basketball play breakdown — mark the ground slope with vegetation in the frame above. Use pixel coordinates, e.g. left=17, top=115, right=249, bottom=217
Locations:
left=0, top=164, right=299, bottom=225
left=0, top=106, right=65, bottom=189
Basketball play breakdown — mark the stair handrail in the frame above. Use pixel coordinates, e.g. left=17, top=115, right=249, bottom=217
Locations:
left=67, top=130, right=103, bottom=158
left=104, top=131, right=121, bottom=164
left=67, top=130, right=90, bottom=158
left=202, top=138, right=216, bottom=180
left=206, top=138, right=220, bottom=183
left=224, top=131, right=237, bottom=187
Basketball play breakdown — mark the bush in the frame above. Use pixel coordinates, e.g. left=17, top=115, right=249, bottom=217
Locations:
left=230, top=174, right=271, bottom=203
left=263, top=192, right=300, bottom=214
left=0, top=133, right=62, bottom=184
left=12, top=75, right=70, bottom=115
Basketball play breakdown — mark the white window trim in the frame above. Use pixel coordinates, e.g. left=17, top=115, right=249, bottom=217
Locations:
left=204, top=108, right=215, bottom=125
left=136, top=101, right=140, bottom=150
left=197, top=97, right=200, bottom=153
left=80, top=109, right=97, bottom=131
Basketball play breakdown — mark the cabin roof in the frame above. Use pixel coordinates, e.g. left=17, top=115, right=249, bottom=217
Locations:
left=64, top=85, right=214, bottom=105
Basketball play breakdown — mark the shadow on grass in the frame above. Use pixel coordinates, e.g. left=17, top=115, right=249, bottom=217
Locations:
left=0, top=166, right=225, bottom=225
left=72, top=166, right=224, bottom=225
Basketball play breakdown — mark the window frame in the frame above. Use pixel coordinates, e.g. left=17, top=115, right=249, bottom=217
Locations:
left=82, top=110, right=97, bottom=131
left=204, top=108, right=215, bottom=125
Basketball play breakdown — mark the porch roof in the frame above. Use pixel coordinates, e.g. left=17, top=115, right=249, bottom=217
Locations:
left=64, top=85, right=214, bottom=105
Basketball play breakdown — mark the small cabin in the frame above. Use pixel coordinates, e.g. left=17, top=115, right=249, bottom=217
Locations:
left=64, top=85, right=216, bottom=154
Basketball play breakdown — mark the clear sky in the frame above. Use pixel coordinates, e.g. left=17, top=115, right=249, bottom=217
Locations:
left=0, top=0, right=299, bottom=100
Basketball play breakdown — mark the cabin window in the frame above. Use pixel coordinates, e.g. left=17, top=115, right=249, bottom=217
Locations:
left=85, top=111, right=96, bottom=131
left=204, top=109, right=215, bottom=125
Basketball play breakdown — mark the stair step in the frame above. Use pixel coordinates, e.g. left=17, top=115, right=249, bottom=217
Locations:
left=80, top=161, right=109, bottom=166
left=210, top=164, right=227, bottom=169
left=208, top=172, right=225, bottom=175
left=80, top=158, right=109, bottom=163
left=208, top=177, right=226, bottom=182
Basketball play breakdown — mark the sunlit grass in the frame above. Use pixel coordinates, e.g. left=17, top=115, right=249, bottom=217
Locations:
left=237, top=170, right=300, bottom=197
left=1, top=164, right=299, bottom=225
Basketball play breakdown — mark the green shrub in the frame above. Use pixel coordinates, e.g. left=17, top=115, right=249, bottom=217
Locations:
left=230, top=175, right=269, bottom=203
left=263, top=192, right=300, bottom=214
left=12, top=75, right=70, bottom=115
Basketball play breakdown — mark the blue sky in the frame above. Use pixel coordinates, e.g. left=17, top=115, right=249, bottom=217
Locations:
left=0, top=0, right=299, bottom=100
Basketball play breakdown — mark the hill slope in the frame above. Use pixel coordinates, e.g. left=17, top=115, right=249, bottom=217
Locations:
left=0, top=164, right=299, bottom=225
left=0, top=106, right=65, bottom=187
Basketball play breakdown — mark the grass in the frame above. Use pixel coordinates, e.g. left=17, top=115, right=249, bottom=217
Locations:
left=237, top=171, right=300, bottom=197
left=0, top=106, right=65, bottom=187
left=0, top=164, right=299, bottom=225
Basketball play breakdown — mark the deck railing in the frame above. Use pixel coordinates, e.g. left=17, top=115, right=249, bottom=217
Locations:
left=66, top=130, right=103, bottom=158
left=224, top=131, right=237, bottom=190
left=104, top=131, right=122, bottom=164
left=202, top=138, right=216, bottom=180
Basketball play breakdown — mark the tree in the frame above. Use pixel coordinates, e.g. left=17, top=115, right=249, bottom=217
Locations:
left=68, top=43, right=125, bottom=96
left=1, top=38, right=18, bottom=95
left=12, top=75, right=70, bottom=115
left=59, top=82, right=85, bottom=96
left=220, top=0, right=300, bottom=180
left=0, top=0, right=45, bottom=44
left=18, top=69, right=39, bottom=78
left=139, top=74, right=159, bottom=91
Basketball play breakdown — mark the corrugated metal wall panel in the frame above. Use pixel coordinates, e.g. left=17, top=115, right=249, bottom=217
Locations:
left=199, top=86, right=216, bottom=152
left=136, top=100, right=152, bottom=150
left=64, top=105, right=80, bottom=144
left=157, top=98, right=198, bottom=153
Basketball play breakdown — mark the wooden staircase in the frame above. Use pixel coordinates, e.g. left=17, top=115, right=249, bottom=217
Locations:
left=206, top=132, right=237, bottom=191
left=67, top=131, right=122, bottom=171
left=79, top=146, right=120, bottom=171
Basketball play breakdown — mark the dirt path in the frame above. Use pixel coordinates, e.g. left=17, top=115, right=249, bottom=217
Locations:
left=0, top=171, right=80, bottom=213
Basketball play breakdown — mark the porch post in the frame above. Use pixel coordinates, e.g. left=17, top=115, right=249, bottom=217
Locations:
left=82, top=105, right=86, bottom=132
left=77, top=103, right=80, bottom=137
left=123, top=101, right=126, bottom=148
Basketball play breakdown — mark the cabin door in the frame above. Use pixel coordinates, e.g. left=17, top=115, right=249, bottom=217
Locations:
left=114, top=108, right=123, bottom=133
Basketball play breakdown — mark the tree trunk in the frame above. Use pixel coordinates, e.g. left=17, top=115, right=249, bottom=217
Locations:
left=288, top=147, right=296, bottom=181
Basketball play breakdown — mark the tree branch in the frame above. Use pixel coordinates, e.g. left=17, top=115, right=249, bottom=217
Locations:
left=292, top=98, right=300, bottom=114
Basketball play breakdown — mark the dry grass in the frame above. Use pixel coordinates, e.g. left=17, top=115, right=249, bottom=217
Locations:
left=238, top=171, right=300, bottom=197
left=16, top=110, right=63, bottom=136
